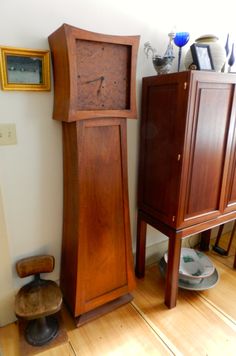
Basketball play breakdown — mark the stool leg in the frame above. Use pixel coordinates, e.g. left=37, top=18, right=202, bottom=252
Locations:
left=25, top=315, right=59, bottom=346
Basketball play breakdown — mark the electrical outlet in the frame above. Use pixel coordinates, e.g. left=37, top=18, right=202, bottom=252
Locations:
left=0, top=124, right=17, bottom=145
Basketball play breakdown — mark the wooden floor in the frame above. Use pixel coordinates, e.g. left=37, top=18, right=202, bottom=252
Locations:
left=1, top=232, right=236, bottom=356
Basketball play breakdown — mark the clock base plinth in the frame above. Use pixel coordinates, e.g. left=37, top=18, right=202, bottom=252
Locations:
left=75, top=293, right=133, bottom=327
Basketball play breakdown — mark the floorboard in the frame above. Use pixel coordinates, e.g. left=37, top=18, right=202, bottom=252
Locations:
left=0, top=232, right=236, bottom=356
left=66, top=303, right=171, bottom=356
left=133, top=262, right=236, bottom=356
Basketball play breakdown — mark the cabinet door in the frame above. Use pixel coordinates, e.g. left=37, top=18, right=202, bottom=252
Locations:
left=222, top=87, right=236, bottom=212
left=138, top=74, right=188, bottom=226
left=180, top=80, right=235, bottom=227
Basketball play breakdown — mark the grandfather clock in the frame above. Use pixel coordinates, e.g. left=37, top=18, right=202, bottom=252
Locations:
left=48, top=24, right=139, bottom=325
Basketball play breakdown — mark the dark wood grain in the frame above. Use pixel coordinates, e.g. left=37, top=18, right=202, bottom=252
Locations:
left=60, top=118, right=136, bottom=318
left=200, top=229, right=211, bottom=251
left=16, top=255, right=55, bottom=278
left=184, top=81, right=233, bottom=221
left=165, top=236, right=182, bottom=308
left=135, top=211, right=147, bottom=278
left=136, top=71, right=236, bottom=309
left=48, top=24, right=139, bottom=322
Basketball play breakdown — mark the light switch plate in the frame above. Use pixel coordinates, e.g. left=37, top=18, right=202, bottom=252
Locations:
left=0, top=124, right=17, bottom=145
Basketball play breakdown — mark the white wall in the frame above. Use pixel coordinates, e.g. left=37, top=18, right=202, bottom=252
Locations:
left=0, top=0, right=235, bottom=325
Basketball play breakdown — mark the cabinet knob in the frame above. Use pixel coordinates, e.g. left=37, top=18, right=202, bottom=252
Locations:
left=177, top=154, right=181, bottom=161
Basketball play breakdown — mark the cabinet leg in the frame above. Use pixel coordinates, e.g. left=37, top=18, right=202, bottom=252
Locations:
left=165, top=236, right=182, bottom=309
left=200, top=229, right=211, bottom=251
left=135, top=213, right=147, bottom=278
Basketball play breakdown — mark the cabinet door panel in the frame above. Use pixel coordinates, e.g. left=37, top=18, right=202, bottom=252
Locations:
left=227, top=164, right=236, bottom=206
left=223, top=88, right=236, bottom=210
left=184, top=83, right=233, bottom=222
left=139, top=78, right=187, bottom=226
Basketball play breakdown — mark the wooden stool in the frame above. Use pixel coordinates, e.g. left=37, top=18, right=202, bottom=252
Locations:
left=15, top=255, right=62, bottom=346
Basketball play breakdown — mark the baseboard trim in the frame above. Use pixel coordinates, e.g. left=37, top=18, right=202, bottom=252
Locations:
left=133, top=234, right=201, bottom=267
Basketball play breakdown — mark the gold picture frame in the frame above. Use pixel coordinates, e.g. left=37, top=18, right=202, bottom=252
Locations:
left=0, top=46, right=50, bottom=91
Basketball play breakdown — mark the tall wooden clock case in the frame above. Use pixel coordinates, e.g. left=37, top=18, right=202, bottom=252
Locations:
left=48, top=24, right=139, bottom=325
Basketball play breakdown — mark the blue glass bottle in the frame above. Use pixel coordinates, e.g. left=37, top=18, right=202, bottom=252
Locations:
left=174, top=32, right=190, bottom=71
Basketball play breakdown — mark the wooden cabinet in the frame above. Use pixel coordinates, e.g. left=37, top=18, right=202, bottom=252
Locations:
left=136, top=70, right=236, bottom=308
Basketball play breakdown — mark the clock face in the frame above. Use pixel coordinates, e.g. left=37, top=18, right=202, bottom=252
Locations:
left=48, top=24, right=139, bottom=121
left=76, top=39, right=131, bottom=111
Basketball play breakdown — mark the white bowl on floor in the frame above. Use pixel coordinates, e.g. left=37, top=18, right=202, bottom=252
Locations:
left=159, top=257, right=219, bottom=290
left=164, top=248, right=215, bottom=285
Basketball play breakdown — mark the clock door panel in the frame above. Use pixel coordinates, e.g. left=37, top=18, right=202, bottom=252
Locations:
left=182, top=82, right=233, bottom=224
left=77, top=119, right=132, bottom=313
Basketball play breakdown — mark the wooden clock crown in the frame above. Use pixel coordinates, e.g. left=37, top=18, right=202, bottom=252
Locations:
left=48, top=23, right=140, bottom=122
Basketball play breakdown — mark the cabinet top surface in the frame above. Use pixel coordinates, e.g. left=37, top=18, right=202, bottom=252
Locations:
left=143, top=70, right=236, bottom=84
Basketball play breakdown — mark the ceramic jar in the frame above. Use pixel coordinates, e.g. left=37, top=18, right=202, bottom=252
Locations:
left=184, top=34, right=226, bottom=72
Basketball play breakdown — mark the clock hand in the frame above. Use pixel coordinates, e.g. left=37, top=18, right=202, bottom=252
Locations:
left=97, top=76, right=105, bottom=95
left=85, top=76, right=104, bottom=84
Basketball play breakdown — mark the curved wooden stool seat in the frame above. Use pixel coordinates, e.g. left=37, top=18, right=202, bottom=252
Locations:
left=15, top=255, right=62, bottom=346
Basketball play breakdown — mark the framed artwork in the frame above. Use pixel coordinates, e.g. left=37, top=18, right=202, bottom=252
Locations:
left=190, top=43, right=215, bottom=71
left=0, top=46, right=50, bottom=91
